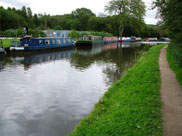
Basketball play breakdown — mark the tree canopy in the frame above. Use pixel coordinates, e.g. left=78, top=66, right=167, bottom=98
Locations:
left=72, top=8, right=96, bottom=31
left=154, top=0, right=182, bottom=68
left=0, top=5, right=167, bottom=38
left=154, top=0, right=182, bottom=42
left=105, top=0, right=146, bottom=37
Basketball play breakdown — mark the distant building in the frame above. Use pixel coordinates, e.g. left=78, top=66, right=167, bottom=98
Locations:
left=43, top=30, right=71, bottom=38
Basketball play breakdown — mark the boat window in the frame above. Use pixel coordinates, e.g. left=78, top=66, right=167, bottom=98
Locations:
left=63, top=39, right=66, bottom=44
left=83, top=37, right=88, bottom=40
left=67, top=39, right=71, bottom=43
left=52, top=39, right=55, bottom=44
left=45, top=40, right=50, bottom=45
left=39, top=40, right=43, bottom=45
left=57, top=40, right=61, bottom=44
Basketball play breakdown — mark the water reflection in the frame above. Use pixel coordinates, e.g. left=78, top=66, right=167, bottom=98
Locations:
left=72, top=42, right=144, bottom=84
left=0, top=42, right=144, bottom=136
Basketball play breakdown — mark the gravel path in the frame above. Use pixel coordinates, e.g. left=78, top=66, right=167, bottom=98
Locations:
left=159, top=46, right=182, bottom=136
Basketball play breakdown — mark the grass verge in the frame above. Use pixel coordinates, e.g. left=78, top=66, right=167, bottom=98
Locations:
left=1, top=38, right=20, bottom=48
left=167, top=45, right=182, bottom=85
left=70, top=43, right=166, bottom=136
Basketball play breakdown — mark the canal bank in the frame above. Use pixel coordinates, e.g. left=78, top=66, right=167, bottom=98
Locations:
left=70, top=43, right=166, bottom=136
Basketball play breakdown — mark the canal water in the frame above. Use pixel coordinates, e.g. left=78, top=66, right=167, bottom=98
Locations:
left=0, top=42, right=145, bottom=136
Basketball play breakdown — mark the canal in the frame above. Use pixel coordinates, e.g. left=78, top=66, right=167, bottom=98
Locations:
left=0, top=42, right=145, bottom=136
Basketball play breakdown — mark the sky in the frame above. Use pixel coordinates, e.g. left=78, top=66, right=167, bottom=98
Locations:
left=0, top=0, right=159, bottom=25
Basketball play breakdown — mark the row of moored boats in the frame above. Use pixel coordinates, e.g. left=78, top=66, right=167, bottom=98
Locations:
left=0, top=35, right=169, bottom=53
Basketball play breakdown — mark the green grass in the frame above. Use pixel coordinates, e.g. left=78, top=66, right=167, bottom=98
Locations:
left=167, top=46, right=182, bottom=85
left=1, top=38, right=20, bottom=48
left=70, top=43, right=166, bottom=136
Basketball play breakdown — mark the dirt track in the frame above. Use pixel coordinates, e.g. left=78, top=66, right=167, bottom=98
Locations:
left=159, top=46, right=182, bottom=136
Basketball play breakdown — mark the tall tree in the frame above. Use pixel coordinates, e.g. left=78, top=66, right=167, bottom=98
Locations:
left=154, top=0, right=182, bottom=42
left=27, top=7, right=32, bottom=18
left=72, top=8, right=96, bottom=31
left=105, top=0, right=146, bottom=37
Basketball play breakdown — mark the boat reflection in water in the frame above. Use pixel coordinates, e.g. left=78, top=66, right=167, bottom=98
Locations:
left=75, top=42, right=143, bottom=56
left=71, top=42, right=145, bottom=85
left=8, top=49, right=74, bottom=69
left=118, top=42, right=142, bottom=48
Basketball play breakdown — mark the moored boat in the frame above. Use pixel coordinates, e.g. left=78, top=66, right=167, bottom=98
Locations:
left=75, top=36, right=104, bottom=46
left=103, top=37, right=118, bottom=43
left=146, top=37, right=158, bottom=41
left=159, top=37, right=170, bottom=42
left=118, top=37, right=132, bottom=42
left=8, top=36, right=75, bottom=52
left=131, top=36, right=142, bottom=42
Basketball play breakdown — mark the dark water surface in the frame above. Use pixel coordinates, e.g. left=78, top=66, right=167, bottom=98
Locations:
left=0, top=42, right=145, bottom=136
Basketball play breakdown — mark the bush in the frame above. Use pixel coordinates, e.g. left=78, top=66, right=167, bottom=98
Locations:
left=68, top=30, right=81, bottom=38
left=4, top=29, right=17, bottom=37
left=168, top=41, right=182, bottom=68
left=29, top=28, right=46, bottom=37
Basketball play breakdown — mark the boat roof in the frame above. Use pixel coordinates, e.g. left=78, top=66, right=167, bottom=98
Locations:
left=22, top=37, right=72, bottom=40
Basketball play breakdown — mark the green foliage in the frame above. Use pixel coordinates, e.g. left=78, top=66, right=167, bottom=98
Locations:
left=0, top=6, right=26, bottom=30
left=167, top=44, right=182, bottom=85
left=3, top=28, right=45, bottom=37
left=105, top=0, right=146, bottom=37
left=154, top=0, right=182, bottom=42
left=68, top=30, right=81, bottom=38
left=167, top=42, right=182, bottom=68
left=155, top=0, right=182, bottom=81
left=0, top=5, right=166, bottom=38
left=4, top=30, right=17, bottom=37
left=70, top=44, right=166, bottom=136
left=89, top=31, right=113, bottom=37
left=141, top=25, right=162, bottom=38
left=68, top=30, right=113, bottom=39
left=28, top=28, right=46, bottom=37
left=72, top=8, right=96, bottom=31
left=54, top=26, right=63, bottom=30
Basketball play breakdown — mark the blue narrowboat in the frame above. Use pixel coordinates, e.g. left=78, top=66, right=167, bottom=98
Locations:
left=9, top=36, right=75, bottom=51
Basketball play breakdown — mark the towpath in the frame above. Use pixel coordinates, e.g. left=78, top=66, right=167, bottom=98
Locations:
left=159, top=46, right=182, bottom=136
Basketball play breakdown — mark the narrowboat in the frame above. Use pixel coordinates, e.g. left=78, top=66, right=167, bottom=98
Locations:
left=103, top=37, right=118, bottom=43
left=8, top=36, right=75, bottom=52
left=75, top=36, right=104, bottom=46
left=118, top=37, right=132, bottom=42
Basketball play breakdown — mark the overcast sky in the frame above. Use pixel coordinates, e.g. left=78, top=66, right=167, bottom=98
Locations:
left=0, top=0, right=158, bottom=24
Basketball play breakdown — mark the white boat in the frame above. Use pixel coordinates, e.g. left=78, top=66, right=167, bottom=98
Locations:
left=135, top=37, right=142, bottom=41
left=146, top=37, right=158, bottom=41
left=0, top=48, right=5, bottom=53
